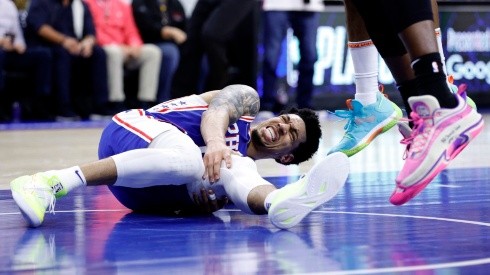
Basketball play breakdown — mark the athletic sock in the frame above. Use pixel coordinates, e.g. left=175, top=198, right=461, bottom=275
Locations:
left=349, top=40, right=379, bottom=106
left=44, top=166, right=87, bottom=197
left=411, top=53, right=458, bottom=108
left=397, top=78, right=419, bottom=117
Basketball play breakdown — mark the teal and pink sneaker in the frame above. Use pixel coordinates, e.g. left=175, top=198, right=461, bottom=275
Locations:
left=328, top=86, right=402, bottom=157
left=390, top=85, right=484, bottom=205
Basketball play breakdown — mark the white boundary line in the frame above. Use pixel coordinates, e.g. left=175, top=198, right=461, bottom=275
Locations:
left=318, top=210, right=490, bottom=227
left=2, top=209, right=490, bottom=273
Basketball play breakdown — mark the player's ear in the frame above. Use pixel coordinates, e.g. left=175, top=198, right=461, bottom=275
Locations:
left=277, top=154, right=294, bottom=165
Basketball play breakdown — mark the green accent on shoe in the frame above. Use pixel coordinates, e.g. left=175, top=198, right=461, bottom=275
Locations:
left=46, top=175, right=67, bottom=198
left=10, top=173, right=56, bottom=227
left=268, top=152, right=350, bottom=229
left=329, top=91, right=403, bottom=157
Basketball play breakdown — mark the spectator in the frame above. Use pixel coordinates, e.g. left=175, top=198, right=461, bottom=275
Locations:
left=0, top=0, right=53, bottom=122
left=85, top=0, right=162, bottom=110
left=132, top=0, right=187, bottom=102
left=24, top=0, right=109, bottom=120
left=260, top=0, right=324, bottom=113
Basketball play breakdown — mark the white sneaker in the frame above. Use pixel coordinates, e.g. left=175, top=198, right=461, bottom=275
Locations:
left=10, top=173, right=57, bottom=227
left=268, top=152, right=350, bottom=229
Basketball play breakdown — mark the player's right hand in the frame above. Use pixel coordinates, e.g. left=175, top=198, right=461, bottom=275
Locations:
left=192, top=189, right=228, bottom=214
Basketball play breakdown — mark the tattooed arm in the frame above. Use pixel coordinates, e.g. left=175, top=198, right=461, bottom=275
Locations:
left=200, top=85, right=260, bottom=183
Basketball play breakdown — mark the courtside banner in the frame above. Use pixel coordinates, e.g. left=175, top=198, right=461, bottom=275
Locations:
left=275, top=5, right=489, bottom=106
left=439, top=7, right=490, bottom=95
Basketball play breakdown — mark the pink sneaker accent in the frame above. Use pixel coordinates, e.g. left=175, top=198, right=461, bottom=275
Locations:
left=390, top=89, right=484, bottom=205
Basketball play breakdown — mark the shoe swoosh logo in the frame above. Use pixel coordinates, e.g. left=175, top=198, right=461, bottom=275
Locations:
left=354, top=116, right=376, bottom=124
left=75, top=170, right=85, bottom=185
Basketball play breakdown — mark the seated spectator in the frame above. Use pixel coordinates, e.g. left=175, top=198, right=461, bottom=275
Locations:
left=24, top=0, right=109, bottom=120
left=132, top=0, right=187, bottom=102
left=85, top=0, right=162, bottom=110
left=0, top=0, right=53, bottom=122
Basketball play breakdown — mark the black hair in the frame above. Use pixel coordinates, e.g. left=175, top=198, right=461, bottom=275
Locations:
left=278, top=107, right=322, bottom=165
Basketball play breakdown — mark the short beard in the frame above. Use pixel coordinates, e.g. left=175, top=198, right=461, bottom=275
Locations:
left=251, top=128, right=266, bottom=148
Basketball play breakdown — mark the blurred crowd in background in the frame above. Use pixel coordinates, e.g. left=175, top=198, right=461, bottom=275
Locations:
left=0, top=0, right=485, bottom=123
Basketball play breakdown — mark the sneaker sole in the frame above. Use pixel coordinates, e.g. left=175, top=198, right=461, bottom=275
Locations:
left=11, top=192, right=43, bottom=228
left=269, top=152, right=350, bottom=229
left=341, top=103, right=403, bottom=157
left=11, top=176, right=44, bottom=227
left=390, top=115, right=484, bottom=205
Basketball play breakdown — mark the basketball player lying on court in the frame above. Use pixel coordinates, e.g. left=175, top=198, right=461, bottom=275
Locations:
left=10, top=84, right=350, bottom=230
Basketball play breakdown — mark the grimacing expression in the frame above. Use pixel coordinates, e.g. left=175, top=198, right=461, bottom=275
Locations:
left=251, top=114, right=307, bottom=155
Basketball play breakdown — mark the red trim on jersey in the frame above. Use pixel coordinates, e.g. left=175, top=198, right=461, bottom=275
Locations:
left=156, top=105, right=208, bottom=114
left=239, top=116, right=255, bottom=122
left=113, top=113, right=153, bottom=142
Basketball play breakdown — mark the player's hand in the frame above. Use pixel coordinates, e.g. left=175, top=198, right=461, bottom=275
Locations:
left=192, top=189, right=228, bottom=214
left=202, top=140, right=233, bottom=183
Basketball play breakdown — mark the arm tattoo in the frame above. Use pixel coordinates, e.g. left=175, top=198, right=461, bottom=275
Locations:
left=208, top=85, right=260, bottom=124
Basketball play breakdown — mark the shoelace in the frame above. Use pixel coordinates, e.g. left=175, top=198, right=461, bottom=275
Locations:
left=334, top=109, right=357, bottom=131
left=26, top=185, right=56, bottom=215
left=400, top=112, right=432, bottom=159
left=45, top=177, right=58, bottom=214
left=30, top=175, right=57, bottom=214
left=329, top=107, right=367, bottom=140
left=46, top=194, right=56, bottom=214
left=397, top=119, right=412, bottom=159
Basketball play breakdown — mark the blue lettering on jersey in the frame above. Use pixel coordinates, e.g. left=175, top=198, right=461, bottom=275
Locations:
left=145, top=96, right=252, bottom=156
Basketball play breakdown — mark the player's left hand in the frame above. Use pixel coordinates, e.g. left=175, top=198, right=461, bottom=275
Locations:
left=192, top=189, right=228, bottom=214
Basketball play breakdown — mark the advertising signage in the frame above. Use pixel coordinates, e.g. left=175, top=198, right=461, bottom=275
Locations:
left=275, top=5, right=490, bottom=109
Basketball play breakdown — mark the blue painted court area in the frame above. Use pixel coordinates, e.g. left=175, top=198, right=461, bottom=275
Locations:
left=1, top=167, right=490, bottom=274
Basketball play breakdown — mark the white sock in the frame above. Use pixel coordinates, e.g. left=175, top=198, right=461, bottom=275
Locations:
left=45, top=166, right=86, bottom=195
left=349, top=40, right=379, bottom=106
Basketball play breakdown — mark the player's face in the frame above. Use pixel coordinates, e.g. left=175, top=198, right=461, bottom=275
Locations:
left=250, top=114, right=307, bottom=156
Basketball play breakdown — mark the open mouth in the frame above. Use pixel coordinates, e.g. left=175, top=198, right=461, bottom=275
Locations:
left=264, top=126, right=276, bottom=143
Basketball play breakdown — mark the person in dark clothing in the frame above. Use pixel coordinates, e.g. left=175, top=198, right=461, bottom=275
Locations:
left=132, top=0, right=187, bottom=102
left=171, top=0, right=258, bottom=98
left=0, top=0, right=53, bottom=122
left=24, top=0, right=108, bottom=119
